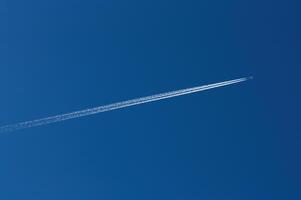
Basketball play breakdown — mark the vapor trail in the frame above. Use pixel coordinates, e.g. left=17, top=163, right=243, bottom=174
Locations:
left=0, top=77, right=252, bottom=133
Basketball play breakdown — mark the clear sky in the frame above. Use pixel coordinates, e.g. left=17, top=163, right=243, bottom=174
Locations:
left=0, top=0, right=300, bottom=199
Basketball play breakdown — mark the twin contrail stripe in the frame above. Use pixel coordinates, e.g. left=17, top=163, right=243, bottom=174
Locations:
left=0, top=77, right=251, bottom=133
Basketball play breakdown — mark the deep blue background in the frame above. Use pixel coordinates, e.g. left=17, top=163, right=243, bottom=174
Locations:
left=0, top=0, right=300, bottom=199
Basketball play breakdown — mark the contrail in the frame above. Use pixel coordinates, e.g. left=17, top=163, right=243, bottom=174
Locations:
left=0, top=77, right=252, bottom=133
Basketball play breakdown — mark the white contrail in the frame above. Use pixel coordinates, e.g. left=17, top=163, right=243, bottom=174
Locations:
left=0, top=77, right=252, bottom=133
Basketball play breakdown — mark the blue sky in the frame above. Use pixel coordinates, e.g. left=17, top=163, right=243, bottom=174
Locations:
left=0, top=0, right=300, bottom=199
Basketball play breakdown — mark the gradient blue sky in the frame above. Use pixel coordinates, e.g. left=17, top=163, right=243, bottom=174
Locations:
left=0, top=0, right=300, bottom=199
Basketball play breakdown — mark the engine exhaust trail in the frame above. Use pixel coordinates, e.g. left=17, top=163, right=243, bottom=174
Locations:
left=0, top=77, right=252, bottom=133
